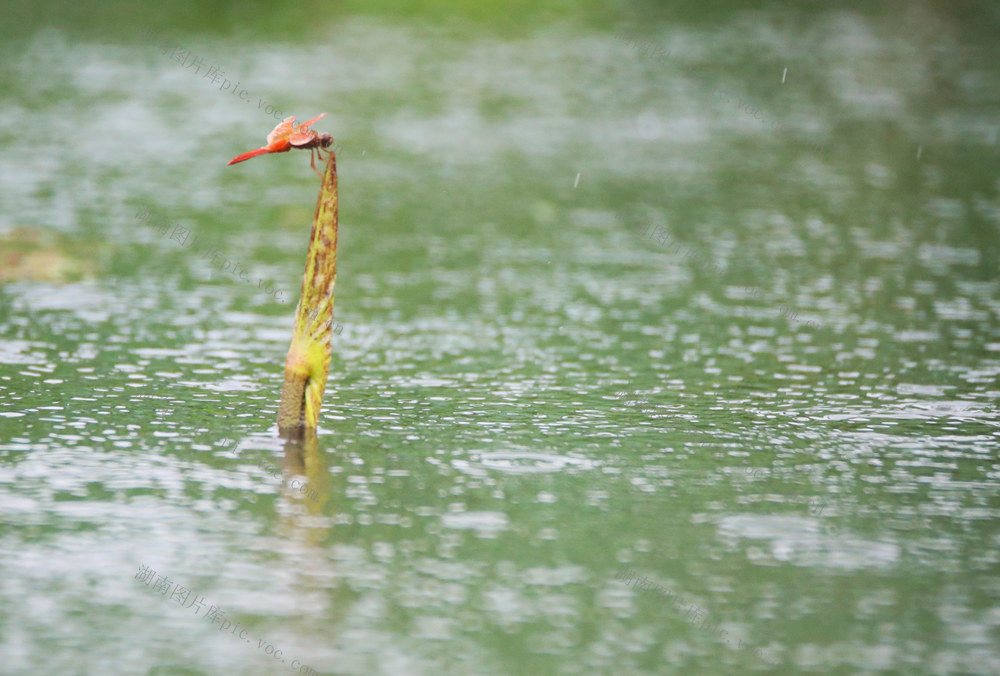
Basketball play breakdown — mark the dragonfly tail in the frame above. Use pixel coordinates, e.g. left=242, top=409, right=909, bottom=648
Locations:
left=227, top=147, right=275, bottom=165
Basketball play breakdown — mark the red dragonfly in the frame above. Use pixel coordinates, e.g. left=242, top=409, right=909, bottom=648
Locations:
left=228, top=113, right=334, bottom=176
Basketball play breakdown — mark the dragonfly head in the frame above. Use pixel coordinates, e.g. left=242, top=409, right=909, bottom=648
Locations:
left=318, top=134, right=334, bottom=149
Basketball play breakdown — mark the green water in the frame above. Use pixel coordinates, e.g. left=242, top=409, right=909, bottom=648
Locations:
left=2, top=3, right=1000, bottom=674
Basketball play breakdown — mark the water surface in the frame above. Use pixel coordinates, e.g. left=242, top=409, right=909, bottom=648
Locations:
left=1, top=5, right=999, bottom=674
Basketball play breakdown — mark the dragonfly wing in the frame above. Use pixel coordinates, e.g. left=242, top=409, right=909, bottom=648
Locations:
left=288, top=113, right=327, bottom=146
left=266, top=116, right=296, bottom=145
left=297, top=113, right=327, bottom=130
left=288, top=131, right=316, bottom=147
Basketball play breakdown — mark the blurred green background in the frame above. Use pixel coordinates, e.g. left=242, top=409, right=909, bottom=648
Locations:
left=1, top=1, right=999, bottom=674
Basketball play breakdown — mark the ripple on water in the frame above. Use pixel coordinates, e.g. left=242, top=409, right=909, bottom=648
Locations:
left=441, top=511, right=509, bottom=532
left=453, top=451, right=598, bottom=476
left=0, top=340, right=48, bottom=365
left=717, top=515, right=899, bottom=569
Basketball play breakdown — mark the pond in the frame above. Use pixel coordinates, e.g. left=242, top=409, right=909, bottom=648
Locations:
left=1, top=3, right=999, bottom=674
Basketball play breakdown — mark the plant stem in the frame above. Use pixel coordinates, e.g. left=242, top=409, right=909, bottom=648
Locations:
left=277, top=151, right=338, bottom=438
